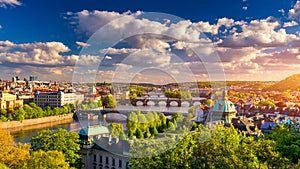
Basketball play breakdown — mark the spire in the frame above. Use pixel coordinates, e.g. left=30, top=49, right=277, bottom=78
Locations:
left=222, top=88, right=227, bottom=100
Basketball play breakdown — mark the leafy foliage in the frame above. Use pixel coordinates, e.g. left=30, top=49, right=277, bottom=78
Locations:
left=164, top=90, right=192, bottom=99
left=103, top=94, right=117, bottom=108
left=0, top=103, right=74, bottom=122
left=264, top=124, right=300, bottom=164
left=130, top=126, right=290, bottom=169
left=22, top=150, right=70, bottom=169
left=30, top=128, right=81, bottom=168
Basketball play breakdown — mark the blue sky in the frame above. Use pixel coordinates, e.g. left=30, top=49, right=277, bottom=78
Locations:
left=1, top=0, right=300, bottom=83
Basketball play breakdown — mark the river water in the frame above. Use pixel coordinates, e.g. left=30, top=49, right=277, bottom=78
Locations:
left=9, top=105, right=189, bottom=144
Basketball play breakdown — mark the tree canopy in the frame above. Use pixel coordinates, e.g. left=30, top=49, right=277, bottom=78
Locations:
left=129, top=125, right=290, bottom=169
left=30, top=128, right=81, bottom=168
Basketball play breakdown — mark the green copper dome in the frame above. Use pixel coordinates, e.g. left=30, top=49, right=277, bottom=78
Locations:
left=213, top=100, right=236, bottom=113
left=79, top=125, right=109, bottom=136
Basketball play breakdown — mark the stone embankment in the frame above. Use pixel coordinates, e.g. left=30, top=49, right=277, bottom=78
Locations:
left=0, top=114, right=74, bottom=129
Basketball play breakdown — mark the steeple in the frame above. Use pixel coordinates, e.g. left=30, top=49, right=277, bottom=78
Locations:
left=222, top=88, right=227, bottom=100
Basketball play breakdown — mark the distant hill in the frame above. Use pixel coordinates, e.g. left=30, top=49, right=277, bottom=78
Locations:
left=264, top=74, right=300, bottom=91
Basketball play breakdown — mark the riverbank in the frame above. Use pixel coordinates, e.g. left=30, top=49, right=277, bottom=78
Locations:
left=0, top=113, right=74, bottom=130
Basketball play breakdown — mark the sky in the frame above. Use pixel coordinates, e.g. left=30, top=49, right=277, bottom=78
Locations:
left=1, top=0, right=300, bottom=83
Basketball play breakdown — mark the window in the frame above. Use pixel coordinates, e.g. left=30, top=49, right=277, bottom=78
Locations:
left=119, top=160, right=122, bottom=167
left=106, top=157, right=108, bottom=164
left=126, top=161, right=129, bottom=169
left=112, top=158, right=115, bottom=166
left=93, top=154, right=96, bottom=161
left=99, top=155, right=102, bottom=163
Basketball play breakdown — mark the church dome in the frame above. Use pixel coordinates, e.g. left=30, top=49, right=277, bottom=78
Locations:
left=213, top=99, right=236, bottom=113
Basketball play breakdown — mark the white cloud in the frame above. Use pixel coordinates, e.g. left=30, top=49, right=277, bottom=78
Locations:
left=278, top=9, right=285, bottom=15
left=120, top=48, right=172, bottom=68
left=220, top=17, right=298, bottom=47
left=100, top=47, right=140, bottom=55
left=0, top=41, right=81, bottom=65
left=76, top=41, right=90, bottom=48
left=104, top=55, right=112, bottom=60
left=283, top=21, right=298, bottom=27
left=289, top=1, right=300, bottom=19
left=65, top=10, right=300, bottom=81
left=72, top=10, right=137, bottom=35
left=242, top=6, right=248, bottom=11
left=0, top=0, right=21, bottom=7
left=0, top=25, right=2, bottom=29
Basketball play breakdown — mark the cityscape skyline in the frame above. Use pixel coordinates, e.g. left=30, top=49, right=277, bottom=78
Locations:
left=1, top=0, right=300, bottom=82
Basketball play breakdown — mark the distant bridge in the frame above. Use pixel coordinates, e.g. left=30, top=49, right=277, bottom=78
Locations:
left=74, top=105, right=191, bottom=120
left=130, top=97, right=207, bottom=107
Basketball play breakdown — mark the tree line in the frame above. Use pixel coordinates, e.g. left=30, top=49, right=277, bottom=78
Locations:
left=129, top=124, right=300, bottom=168
left=0, top=128, right=81, bottom=169
left=126, top=110, right=189, bottom=139
left=0, top=103, right=74, bottom=122
left=164, top=90, right=192, bottom=99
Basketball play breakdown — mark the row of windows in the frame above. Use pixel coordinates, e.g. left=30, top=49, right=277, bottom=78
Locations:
left=93, top=154, right=126, bottom=168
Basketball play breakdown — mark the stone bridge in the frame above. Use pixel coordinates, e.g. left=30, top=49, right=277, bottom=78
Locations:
left=130, top=97, right=207, bottom=107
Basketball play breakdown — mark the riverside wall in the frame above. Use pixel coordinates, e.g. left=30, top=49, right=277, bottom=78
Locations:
left=0, top=113, right=74, bottom=129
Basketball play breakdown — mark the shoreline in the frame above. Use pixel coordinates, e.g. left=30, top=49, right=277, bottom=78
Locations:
left=0, top=113, right=74, bottom=130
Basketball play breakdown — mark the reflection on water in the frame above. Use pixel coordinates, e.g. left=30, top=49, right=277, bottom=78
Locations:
left=11, top=119, right=123, bottom=144
left=11, top=105, right=189, bottom=144
left=11, top=121, right=73, bottom=144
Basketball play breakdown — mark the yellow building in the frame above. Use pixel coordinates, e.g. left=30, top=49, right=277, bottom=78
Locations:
left=0, top=92, right=23, bottom=109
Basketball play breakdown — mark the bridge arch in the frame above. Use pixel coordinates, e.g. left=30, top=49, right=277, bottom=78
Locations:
left=158, top=101, right=167, bottom=106
left=147, top=101, right=155, bottom=106
left=136, top=101, right=144, bottom=106
left=193, top=101, right=201, bottom=106
left=169, top=101, right=178, bottom=107
left=181, top=101, right=190, bottom=107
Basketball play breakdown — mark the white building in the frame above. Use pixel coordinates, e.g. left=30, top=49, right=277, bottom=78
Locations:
left=79, top=126, right=130, bottom=169
left=34, top=92, right=84, bottom=108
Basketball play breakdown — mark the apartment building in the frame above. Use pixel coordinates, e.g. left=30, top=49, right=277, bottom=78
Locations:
left=34, top=91, right=84, bottom=108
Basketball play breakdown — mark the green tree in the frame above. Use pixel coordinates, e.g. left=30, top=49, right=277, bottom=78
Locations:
left=23, top=150, right=70, bottom=169
left=97, top=100, right=103, bottom=107
left=258, top=100, right=276, bottom=108
left=265, top=124, right=300, bottom=164
left=127, top=112, right=138, bottom=133
left=171, top=112, right=184, bottom=123
left=130, top=126, right=289, bottom=169
left=0, top=163, right=9, bottom=169
left=138, top=114, right=148, bottom=131
left=108, top=123, right=123, bottom=138
left=135, top=128, right=144, bottom=139
left=14, top=107, right=26, bottom=122
left=205, top=99, right=213, bottom=106
left=0, top=128, right=30, bottom=169
left=144, top=128, right=151, bottom=138
left=119, top=131, right=126, bottom=140
left=30, top=128, right=81, bottom=167
left=103, top=95, right=117, bottom=108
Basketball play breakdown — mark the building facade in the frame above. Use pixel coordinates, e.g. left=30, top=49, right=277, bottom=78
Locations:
left=0, top=92, right=23, bottom=109
left=212, top=90, right=237, bottom=124
left=34, top=92, right=84, bottom=108
left=79, top=125, right=130, bottom=169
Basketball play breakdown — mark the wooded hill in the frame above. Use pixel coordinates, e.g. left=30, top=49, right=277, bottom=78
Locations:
left=264, top=74, right=300, bottom=92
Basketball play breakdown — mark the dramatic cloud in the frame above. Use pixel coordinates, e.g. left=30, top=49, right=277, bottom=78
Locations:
left=220, top=17, right=298, bottom=47
left=70, top=10, right=140, bottom=35
left=0, top=41, right=80, bottom=65
left=289, top=1, right=300, bottom=20
left=0, top=0, right=21, bottom=8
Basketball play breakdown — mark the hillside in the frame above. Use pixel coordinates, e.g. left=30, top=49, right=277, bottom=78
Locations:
left=264, top=74, right=300, bottom=91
